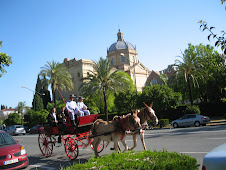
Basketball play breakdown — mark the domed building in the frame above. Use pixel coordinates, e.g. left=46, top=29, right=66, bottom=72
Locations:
left=57, top=29, right=152, bottom=100
left=107, top=29, right=150, bottom=92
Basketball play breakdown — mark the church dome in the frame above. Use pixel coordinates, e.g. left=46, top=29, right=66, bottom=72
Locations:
left=108, top=29, right=135, bottom=53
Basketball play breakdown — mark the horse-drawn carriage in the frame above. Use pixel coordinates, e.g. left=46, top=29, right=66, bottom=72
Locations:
left=38, top=102, right=158, bottom=159
left=38, top=114, right=104, bottom=160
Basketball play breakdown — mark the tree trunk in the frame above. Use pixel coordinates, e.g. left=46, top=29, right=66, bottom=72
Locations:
left=187, top=75, right=194, bottom=106
left=103, top=87, right=108, bottom=122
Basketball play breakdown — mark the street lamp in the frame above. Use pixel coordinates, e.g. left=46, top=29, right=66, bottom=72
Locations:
left=22, top=86, right=45, bottom=111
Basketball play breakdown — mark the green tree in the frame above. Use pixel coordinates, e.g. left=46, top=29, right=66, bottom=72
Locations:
left=169, top=44, right=205, bottom=105
left=4, top=113, right=21, bottom=126
left=115, top=89, right=138, bottom=114
left=114, top=77, right=137, bottom=113
left=24, top=109, right=48, bottom=127
left=81, top=58, right=131, bottom=121
left=140, top=84, right=182, bottom=118
left=32, top=76, right=44, bottom=111
left=194, top=44, right=226, bottom=103
left=41, top=76, right=51, bottom=109
left=47, top=100, right=65, bottom=113
left=39, top=60, right=74, bottom=107
left=0, top=41, right=12, bottom=77
left=33, top=94, right=44, bottom=111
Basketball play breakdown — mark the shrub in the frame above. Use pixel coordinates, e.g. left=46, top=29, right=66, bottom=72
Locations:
left=64, top=150, right=199, bottom=170
left=185, top=105, right=200, bottom=115
left=159, top=119, right=169, bottom=128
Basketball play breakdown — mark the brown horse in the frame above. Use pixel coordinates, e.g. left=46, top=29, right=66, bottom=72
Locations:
left=129, top=102, right=158, bottom=150
left=84, top=113, right=141, bottom=157
left=114, top=102, right=158, bottom=151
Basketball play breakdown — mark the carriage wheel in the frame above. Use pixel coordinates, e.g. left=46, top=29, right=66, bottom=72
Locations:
left=62, top=135, right=71, bottom=145
left=38, top=130, right=53, bottom=157
left=90, top=139, right=104, bottom=153
left=64, top=137, right=79, bottom=160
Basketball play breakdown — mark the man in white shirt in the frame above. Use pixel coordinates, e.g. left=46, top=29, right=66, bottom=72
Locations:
left=77, top=96, right=90, bottom=116
left=65, top=94, right=84, bottom=126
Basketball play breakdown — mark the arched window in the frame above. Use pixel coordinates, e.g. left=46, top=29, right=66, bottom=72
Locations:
left=121, top=56, right=125, bottom=63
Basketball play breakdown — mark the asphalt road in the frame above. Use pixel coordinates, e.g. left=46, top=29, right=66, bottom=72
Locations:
left=12, top=125, right=226, bottom=170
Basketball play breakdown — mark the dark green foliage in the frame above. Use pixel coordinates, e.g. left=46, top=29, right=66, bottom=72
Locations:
left=140, top=84, right=182, bottom=119
left=33, top=75, right=51, bottom=110
left=0, top=41, right=12, bottom=77
left=24, top=109, right=48, bottom=128
left=64, top=150, right=199, bottom=170
left=199, top=102, right=226, bottom=117
left=46, top=100, right=65, bottom=113
left=185, top=105, right=201, bottom=115
left=159, top=119, right=169, bottom=128
left=4, top=113, right=21, bottom=126
left=42, top=77, right=51, bottom=109
left=32, top=93, right=44, bottom=111
left=115, top=88, right=138, bottom=114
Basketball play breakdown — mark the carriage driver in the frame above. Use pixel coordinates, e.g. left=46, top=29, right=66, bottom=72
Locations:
left=65, top=94, right=84, bottom=126
left=77, top=96, right=90, bottom=116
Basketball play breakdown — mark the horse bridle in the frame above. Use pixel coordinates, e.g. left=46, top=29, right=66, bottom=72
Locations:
left=144, top=107, right=156, bottom=123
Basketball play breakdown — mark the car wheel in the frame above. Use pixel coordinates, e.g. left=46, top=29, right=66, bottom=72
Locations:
left=23, top=133, right=25, bottom=135
left=173, top=123, right=178, bottom=128
left=194, top=121, right=200, bottom=127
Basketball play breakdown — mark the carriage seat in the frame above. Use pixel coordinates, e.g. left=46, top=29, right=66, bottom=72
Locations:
left=77, top=114, right=99, bottom=127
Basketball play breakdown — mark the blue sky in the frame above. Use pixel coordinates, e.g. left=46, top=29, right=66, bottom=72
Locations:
left=0, top=0, right=225, bottom=108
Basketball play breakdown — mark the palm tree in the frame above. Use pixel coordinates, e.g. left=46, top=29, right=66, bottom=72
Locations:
left=17, top=101, right=26, bottom=126
left=39, top=60, right=74, bottom=107
left=81, top=57, right=131, bottom=121
left=170, top=49, right=204, bottom=105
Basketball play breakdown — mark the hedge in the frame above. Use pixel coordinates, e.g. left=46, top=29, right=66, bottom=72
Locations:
left=64, top=150, right=199, bottom=170
left=159, top=119, right=169, bottom=128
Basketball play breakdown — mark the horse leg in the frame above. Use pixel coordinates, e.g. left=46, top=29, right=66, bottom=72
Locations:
left=94, top=138, right=101, bottom=157
left=114, top=140, right=120, bottom=153
left=140, top=132, right=147, bottom=150
left=128, top=134, right=137, bottom=151
left=121, top=139, right=128, bottom=152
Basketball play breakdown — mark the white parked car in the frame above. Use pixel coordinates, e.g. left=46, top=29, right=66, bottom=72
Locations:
left=7, top=125, right=26, bottom=135
left=171, top=114, right=210, bottom=128
left=202, top=143, right=226, bottom=170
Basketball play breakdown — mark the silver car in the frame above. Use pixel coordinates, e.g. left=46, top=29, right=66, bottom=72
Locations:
left=7, top=125, right=26, bottom=135
left=202, top=143, right=226, bottom=170
left=171, top=114, right=210, bottom=128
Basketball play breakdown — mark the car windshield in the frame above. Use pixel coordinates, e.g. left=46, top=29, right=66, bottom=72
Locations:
left=0, top=132, right=17, bottom=146
left=16, top=125, right=23, bottom=128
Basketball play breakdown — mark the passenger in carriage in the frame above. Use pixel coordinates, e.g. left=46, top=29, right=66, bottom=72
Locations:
left=48, top=107, right=58, bottom=126
left=65, top=94, right=83, bottom=126
left=57, top=106, right=68, bottom=124
left=77, top=96, right=90, bottom=116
